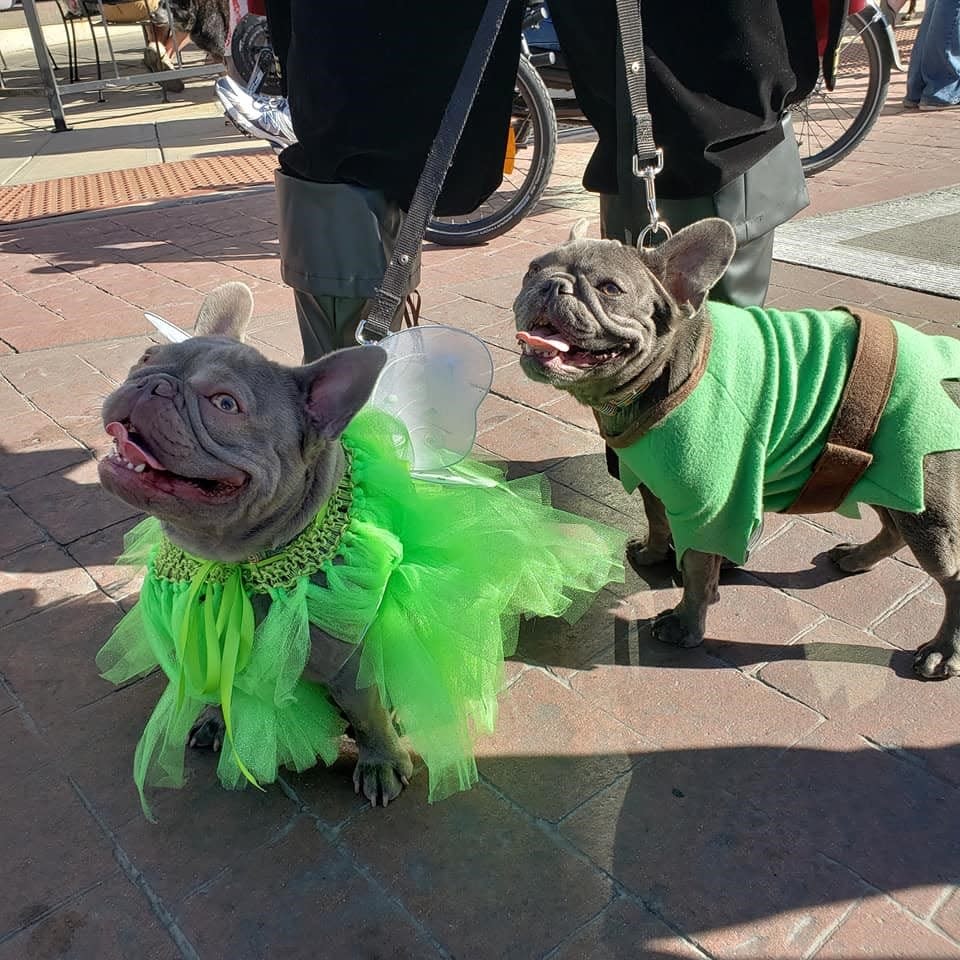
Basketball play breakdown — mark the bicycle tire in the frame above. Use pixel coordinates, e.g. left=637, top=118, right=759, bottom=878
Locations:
left=425, top=55, right=558, bottom=246
left=797, top=13, right=890, bottom=176
left=231, top=14, right=283, bottom=97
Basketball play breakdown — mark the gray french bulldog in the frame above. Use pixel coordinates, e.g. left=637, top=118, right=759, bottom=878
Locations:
left=513, top=217, right=960, bottom=680
left=98, top=282, right=414, bottom=805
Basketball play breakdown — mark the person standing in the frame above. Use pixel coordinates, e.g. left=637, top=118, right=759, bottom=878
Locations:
left=903, top=0, right=960, bottom=109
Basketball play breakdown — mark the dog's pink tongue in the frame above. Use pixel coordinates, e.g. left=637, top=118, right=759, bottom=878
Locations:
left=105, top=422, right=166, bottom=470
left=516, top=329, right=571, bottom=352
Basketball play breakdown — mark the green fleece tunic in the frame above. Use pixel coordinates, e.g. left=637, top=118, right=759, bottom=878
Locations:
left=615, top=301, right=960, bottom=565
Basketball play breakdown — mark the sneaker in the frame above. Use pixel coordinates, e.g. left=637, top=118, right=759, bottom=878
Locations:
left=902, top=98, right=919, bottom=109
left=919, top=100, right=960, bottom=111
left=143, top=43, right=184, bottom=94
left=215, top=75, right=258, bottom=113
left=222, top=91, right=297, bottom=150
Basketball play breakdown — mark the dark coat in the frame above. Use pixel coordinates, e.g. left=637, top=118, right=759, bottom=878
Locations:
left=276, top=0, right=845, bottom=215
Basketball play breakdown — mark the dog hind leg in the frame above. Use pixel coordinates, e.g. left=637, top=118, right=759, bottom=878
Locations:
left=894, top=446, right=960, bottom=679
left=828, top=506, right=905, bottom=573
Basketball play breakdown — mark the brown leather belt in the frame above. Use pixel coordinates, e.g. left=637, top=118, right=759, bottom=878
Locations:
left=785, top=308, right=898, bottom=515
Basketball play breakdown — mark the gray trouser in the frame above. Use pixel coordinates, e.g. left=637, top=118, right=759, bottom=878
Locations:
left=600, top=193, right=777, bottom=307
left=275, top=171, right=421, bottom=361
left=602, top=113, right=810, bottom=309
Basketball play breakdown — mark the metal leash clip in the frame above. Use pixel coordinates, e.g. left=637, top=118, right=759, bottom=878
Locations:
left=634, top=148, right=672, bottom=249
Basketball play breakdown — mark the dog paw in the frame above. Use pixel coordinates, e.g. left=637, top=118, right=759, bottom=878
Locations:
left=626, top=535, right=673, bottom=571
left=827, top=542, right=878, bottom=574
left=188, top=706, right=225, bottom=751
left=651, top=609, right=704, bottom=649
left=353, top=745, right=414, bottom=808
left=914, top=640, right=960, bottom=680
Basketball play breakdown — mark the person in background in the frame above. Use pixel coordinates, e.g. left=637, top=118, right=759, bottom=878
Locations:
left=902, top=0, right=960, bottom=110
left=216, top=0, right=844, bottom=376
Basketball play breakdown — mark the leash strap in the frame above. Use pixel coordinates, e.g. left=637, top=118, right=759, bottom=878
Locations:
left=615, top=0, right=658, bottom=167
left=786, top=309, right=898, bottom=515
left=359, top=0, right=514, bottom=342
left=614, top=0, right=669, bottom=245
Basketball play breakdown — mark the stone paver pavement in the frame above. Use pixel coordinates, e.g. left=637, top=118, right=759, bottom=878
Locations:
left=2, top=66, right=960, bottom=960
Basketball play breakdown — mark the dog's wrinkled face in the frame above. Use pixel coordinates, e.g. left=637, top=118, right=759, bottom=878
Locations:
left=513, top=218, right=737, bottom=404
left=99, top=283, right=385, bottom=561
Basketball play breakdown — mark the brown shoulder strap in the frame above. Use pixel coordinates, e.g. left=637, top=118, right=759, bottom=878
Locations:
left=785, top=308, right=898, bottom=515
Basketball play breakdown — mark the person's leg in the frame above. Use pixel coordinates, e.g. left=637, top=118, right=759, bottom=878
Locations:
left=905, top=0, right=938, bottom=103
left=275, top=0, right=523, bottom=357
left=165, top=29, right=191, bottom=62
left=916, top=0, right=960, bottom=107
left=275, top=172, right=415, bottom=361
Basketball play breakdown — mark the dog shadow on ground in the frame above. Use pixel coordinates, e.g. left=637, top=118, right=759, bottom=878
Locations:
left=477, top=738, right=960, bottom=957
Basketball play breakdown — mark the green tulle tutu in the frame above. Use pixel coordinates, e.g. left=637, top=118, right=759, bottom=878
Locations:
left=97, top=408, right=625, bottom=819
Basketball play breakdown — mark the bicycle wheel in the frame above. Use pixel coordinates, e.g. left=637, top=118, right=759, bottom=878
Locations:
left=795, top=12, right=891, bottom=176
left=425, top=55, right=558, bottom=246
left=231, top=14, right=283, bottom=97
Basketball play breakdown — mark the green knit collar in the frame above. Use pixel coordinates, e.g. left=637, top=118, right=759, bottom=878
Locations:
left=152, top=451, right=355, bottom=594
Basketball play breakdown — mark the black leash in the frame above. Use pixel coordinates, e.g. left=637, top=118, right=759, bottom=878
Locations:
left=615, top=0, right=670, bottom=245
left=359, top=0, right=515, bottom=342
left=359, top=0, right=667, bottom=342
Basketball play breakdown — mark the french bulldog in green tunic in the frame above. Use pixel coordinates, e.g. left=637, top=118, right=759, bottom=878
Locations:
left=513, top=217, right=960, bottom=680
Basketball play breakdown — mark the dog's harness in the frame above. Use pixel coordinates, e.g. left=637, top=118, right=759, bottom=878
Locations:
left=786, top=308, right=898, bottom=514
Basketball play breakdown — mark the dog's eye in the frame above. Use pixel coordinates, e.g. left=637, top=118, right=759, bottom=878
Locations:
left=210, top=393, right=240, bottom=414
left=598, top=280, right=623, bottom=297
left=137, top=348, right=156, bottom=366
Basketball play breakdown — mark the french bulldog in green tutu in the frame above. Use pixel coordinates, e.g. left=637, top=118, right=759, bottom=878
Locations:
left=97, top=282, right=624, bottom=820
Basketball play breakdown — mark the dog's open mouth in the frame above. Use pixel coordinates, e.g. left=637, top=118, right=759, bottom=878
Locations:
left=102, top=421, right=247, bottom=502
left=516, top=325, right=625, bottom=369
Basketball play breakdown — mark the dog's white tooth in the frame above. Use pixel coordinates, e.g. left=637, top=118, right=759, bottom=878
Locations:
left=125, top=461, right=135, bottom=470
left=133, top=463, right=146, bottom=473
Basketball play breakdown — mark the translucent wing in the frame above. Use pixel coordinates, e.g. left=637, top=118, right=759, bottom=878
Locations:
left=144, top=311, right=191, bottom=343
left=367, top=325, right=494, bottom=477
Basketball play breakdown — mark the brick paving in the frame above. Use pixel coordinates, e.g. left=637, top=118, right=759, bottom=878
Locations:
left=2, top=61, right=960, bottom=960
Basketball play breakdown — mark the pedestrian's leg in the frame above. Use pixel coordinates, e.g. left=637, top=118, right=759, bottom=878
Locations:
left=275, top=172, right=419, bottom=361
left=917, top=0, right=960, bottom=106
left=263, top=0, right=291, bottom=96
left=906, top=0, right=940, bottom=102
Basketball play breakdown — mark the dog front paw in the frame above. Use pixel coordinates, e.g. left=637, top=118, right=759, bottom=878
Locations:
left=353, top=745, right=414, bottom=808
left=626, top=534, right=673, bottom=570
left=914, top=639, right=960, bottom=680
left=828, top=541, right=879, bottom=574
left=651, top=609, right=704, bottom=649
left=188, top=706, right=225, bottom=751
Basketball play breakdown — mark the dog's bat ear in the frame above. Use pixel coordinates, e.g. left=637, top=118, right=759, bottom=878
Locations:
left=298, top=345, right=387, bottom=440
left=642, top=219, right=737, bottom=312
left=194, top=282, right=255, bottom=342
left=567, top=218, right=592, bottom=242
